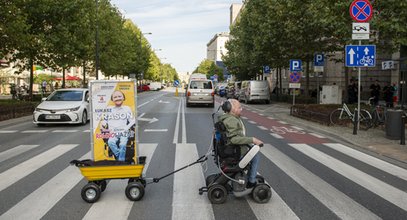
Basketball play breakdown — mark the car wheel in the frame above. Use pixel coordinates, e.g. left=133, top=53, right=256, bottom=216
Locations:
left=81, top=110, right=87, bottom=125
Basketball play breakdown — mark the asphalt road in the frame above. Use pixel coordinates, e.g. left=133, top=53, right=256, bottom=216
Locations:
left=0, top=89, right=406, bottom=219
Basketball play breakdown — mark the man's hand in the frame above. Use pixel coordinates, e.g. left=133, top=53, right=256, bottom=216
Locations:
left=253, top=137, right=263, bottom=147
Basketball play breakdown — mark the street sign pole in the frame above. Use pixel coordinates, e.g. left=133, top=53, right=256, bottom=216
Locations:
left=357, top=39, right=361, bottom=132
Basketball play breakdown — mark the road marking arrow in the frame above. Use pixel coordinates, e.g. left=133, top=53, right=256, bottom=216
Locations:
left=348, top=48, right=355, bottom=64
left=137, top=113, right=159, bottom=124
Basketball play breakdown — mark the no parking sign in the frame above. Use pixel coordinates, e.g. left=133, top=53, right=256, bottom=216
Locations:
left=349, top=0, right=373, bottom=22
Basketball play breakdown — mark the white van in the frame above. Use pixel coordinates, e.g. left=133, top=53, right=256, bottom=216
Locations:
left=186, top=74, right=214, bottom=107
left=238, top=80, right=270, bottom=104
left=148, top=82, right=162, bottom=91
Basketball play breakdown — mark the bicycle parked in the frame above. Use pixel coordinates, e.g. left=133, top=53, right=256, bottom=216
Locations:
left=367, top=97, right=387, bottom=128
left=329, top=103, right=372, bottom=130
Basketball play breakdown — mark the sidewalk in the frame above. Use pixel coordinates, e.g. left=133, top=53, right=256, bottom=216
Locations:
left=267, top=102, right=407, bottom=168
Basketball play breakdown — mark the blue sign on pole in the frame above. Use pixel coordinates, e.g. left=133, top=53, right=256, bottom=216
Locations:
left=290, top=60, right=302, bottom=72
left=345, top=45, right=376, bottom=67
left=173, top=80, right=179, bottom=87
left=263, top=65, right=271, bottom=75
left=314, top=54, right=324, bottom=66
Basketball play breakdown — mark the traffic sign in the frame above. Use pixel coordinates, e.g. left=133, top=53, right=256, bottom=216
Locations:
left=289, top=83, right=301, bottom=89
left=314, top=54, right=324, bottom=66
left=352, top=22, right=370, bottom=40
left=289, top=60, right=302, bottom=72
left=263, top=65, right=271, bottom=75
left=345, top=45, right=376, bottom=67
left=289, top=72, right=301, bottom=83
left=349, top=0, right=373, bottom=22
left=173, top=80, right=179, bottom=87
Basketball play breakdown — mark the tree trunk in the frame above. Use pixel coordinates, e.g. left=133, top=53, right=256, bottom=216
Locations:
left=82, top=61, right=86, bottom=88
left=62, top=67, right=66, bottom=88
left=29, top=59, right=34, bottom=101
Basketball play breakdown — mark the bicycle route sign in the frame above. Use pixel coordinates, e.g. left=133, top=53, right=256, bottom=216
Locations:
left=345, top=45, right=376, bottom=67
left=349, top=0, right=373, bottom=22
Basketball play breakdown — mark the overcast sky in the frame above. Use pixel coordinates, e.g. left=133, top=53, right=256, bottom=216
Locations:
left=110, top=0, right=239, bottom=74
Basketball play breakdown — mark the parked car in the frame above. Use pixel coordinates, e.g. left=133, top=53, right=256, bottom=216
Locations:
left=137, top=84, right=150, bottom=92
left=148, top=82, right=162, bottom=91
left=33, top=88, right=89, bottom=126
left=238, top=80, right=270, bottom=104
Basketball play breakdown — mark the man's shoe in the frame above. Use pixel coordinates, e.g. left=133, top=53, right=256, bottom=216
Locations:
left=246, top=181, right=256, bottom=189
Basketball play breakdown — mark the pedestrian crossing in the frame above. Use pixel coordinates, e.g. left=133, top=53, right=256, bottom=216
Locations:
left=0, top=141, right=406, bottom=219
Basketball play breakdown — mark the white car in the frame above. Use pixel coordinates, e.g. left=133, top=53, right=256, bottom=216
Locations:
left=33, top=88, right=89, bottom=126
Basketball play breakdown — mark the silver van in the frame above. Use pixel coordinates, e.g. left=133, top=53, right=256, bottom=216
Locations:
left=186, top=79, right=214, bottom=107
left=238, top=80, right=270, bottom=104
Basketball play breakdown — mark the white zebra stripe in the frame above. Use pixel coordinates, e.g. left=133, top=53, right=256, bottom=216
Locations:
left=248, top=187, right=299, bottom=220
left=0, top=145, right=39, bottom=163
left=172, top=143, right=215, bottom=220
left=262, top=144, right=381, bottom=219
left=1, top=152, right=90, bottom=219
left=290, top=143, right=407, bottom=211
left=324, top=143, right=407, bottom=181
left=0, top=144, right=78, bottom=191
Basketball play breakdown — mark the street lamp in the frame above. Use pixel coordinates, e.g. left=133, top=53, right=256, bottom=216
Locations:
left=138, top=32, right=152, bottom=92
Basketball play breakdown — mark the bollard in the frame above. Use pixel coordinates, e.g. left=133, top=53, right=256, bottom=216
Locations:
left=401, top=115, right=406, bottom=145
left=353, top=109, right=358, bottom=135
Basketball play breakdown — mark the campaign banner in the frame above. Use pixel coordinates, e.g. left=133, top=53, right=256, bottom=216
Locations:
left=89, top=80, right=137, bottom=163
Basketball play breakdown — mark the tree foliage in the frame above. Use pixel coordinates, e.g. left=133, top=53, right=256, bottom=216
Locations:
left=193, top=59, right=224, bottom=81
left=1, top=0, right=178, bottom=99
left=224, top=0, right=406, bottom=95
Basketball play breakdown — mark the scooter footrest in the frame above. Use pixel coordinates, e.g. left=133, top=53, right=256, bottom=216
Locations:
left=199, top=187, right=208, bottom=195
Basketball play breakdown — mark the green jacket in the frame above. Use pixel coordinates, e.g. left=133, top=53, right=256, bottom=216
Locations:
left=218, top=113, right=253, bottom=146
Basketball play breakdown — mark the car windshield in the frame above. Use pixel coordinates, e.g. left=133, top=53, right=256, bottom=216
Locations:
left=47, top=90, right=83, bottom=101
left=189, top=81, right=212, bottom=89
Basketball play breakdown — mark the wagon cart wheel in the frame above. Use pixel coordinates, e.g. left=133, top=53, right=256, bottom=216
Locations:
left=207, top=184, right=227, bottom=204
left=81, top=182, right=101, bottom=203
left=125, top=182, right=145, bottom=201
left=95, top=180, right=107, bottom=192
left=252, top=183, right=271, bottom=204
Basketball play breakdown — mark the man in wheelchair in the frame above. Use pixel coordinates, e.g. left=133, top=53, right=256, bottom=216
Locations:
left=217, top=99, right=263, bottom=188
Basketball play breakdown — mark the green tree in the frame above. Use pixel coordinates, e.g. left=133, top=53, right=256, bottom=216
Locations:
left=193, top=59, right=224, bottom=81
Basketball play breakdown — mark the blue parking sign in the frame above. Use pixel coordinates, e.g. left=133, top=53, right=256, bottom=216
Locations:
left=314, top=54, right=324, bottom=66
left=290, top=60, right=302, bottom=72
left=263, top=65, right=271, bottom=75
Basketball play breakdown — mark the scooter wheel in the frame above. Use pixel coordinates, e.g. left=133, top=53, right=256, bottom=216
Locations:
left=125, top=182, right=145, bottom=201
left=81, top=183, right=101, bottom=203
left=252, top=183, right=271, bottom=203
left=208, top=184, right=227, bottom=204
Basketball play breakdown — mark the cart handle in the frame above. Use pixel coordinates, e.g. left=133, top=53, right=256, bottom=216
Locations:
left=151, top=155, right=208, bottom=183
